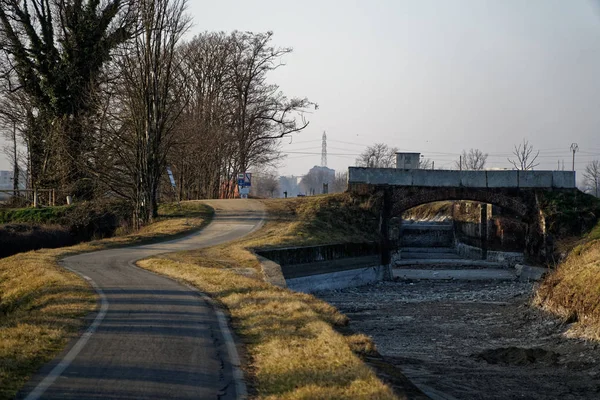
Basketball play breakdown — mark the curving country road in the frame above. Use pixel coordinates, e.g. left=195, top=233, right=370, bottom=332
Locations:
left=19, top=200, right=265, bottom=400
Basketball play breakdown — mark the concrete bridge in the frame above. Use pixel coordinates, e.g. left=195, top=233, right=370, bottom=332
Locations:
left=347, top=168, right=577, bottom=263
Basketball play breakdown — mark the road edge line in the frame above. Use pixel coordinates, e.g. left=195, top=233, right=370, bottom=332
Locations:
left=127, top=260, right=248, bottom=399
left=24, top=264, right=109, bottom=400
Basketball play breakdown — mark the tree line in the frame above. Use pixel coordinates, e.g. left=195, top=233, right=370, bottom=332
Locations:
left=0, top=0, right=312, bottom=225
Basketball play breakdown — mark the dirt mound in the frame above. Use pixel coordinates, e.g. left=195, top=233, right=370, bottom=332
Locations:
left=475, top=347, right=559, bottom=366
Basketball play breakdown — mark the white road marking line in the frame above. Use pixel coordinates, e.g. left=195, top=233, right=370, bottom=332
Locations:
left=24, top=203, right=264, bottom=400
left=24, top=268, right=109, bottom=400
left=127, top=262, right=249, bottom=399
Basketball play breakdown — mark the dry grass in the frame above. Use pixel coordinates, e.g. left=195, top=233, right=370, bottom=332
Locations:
left=535, top=234, right=600, bottom=340
left=139, top=194, right=402, bottom=399
left=138, top=257, right=400, bottom=399
left=0, top=202, right=213, bottom=400
left=403, top=201, right=454, bottom=221
left=163, top=193, right=380, bottom=277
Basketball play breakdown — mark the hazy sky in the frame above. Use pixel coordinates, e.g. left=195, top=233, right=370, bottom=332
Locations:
left=2, top=0, right=600, bottom=182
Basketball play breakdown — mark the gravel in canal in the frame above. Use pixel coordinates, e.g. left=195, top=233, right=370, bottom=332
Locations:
left=317, top=280, right=600, bottom=400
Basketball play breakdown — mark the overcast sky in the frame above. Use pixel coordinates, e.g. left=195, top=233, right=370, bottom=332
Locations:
left=2, top=0, right=600, bottom=182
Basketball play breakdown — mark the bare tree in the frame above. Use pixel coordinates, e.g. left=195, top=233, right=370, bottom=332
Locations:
left=455, top=148, right=487, bottom=170
left=251, top=171, right=279, bottom=198
left=164, top=31, right=313, bottom=200
left=225, top=31, right=314, bottom=198
left=92, top=0, right=190, bottom=226
left=508, top=140, right=539, bottom=171
left=330, top=171, right=348, bottom=193
left=300, top=166, right=334, bottom=195
left=583, top=160, right=600, bottom=198
left=356, top=143, right=398, bottom=168
left=419, top=158, right=433, bottom=170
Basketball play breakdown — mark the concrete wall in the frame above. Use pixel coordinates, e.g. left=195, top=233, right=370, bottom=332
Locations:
left=348, top=168, right=576, bottom=189
left=256, top=242, right=379, bottom=266
left=256, top=242, right=390, bottom=293
left=401, top=223, right=454, bottom=247
left=285, top=265, right=389, bottom=293
left=456, top=242, right=524, bottom=267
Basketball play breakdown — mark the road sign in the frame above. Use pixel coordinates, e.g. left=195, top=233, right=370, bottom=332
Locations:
left=166, top=167, right=176, bottom=188
left=237, top=172, right=252, bottom=188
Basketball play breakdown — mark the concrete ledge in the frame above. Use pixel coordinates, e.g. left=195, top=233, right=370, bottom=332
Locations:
left=348, top=167, right=576, bottom=189
left=256, top=254, right=287, bottom=288
left=286, top=265, right=390, bottom=293
left=393, top=268, right=517, bottom=281
left=395, top=259, right=505, bottom=268
left=281, top=256, right=380, bottom=279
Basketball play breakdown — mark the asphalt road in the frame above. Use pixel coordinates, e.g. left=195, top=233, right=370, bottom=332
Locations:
left=19, top=200, right=265, bottom=400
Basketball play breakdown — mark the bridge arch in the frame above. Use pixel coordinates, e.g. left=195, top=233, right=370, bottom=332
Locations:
left=389, top=186, right=533, bottom=221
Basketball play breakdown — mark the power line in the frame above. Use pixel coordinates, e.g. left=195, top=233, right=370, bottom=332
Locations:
left=321, top=131, right=327, bottom=167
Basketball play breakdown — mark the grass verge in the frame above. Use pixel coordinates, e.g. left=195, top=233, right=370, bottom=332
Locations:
left=162, top=194, right=380, bottom=277
left=139, top=194, right=405, bottom=399
left=0, top=202, right=213, bottom=400
left=535, top=220, right=600, bottom=340
left=138, top=258, right=398, bottom=399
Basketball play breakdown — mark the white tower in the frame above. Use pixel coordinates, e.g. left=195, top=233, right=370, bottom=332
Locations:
left=321, top=131, right=327, bottom=167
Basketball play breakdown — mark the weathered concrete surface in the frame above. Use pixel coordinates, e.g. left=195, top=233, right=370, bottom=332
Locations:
left=401, top=222, right=454, bottom=248
left=394, top=268, right=516, bottom=281
left=257, top=253, right=287, bottom=288
left=486, top=170, right=518, bottom=188
left=456, top=242, right=525, bottom=267
left=255, top=244, right=390, bottom=293
left=395, top=259, right=505, bottom=268
left=281, top=256, right=380, bottom=279
left=348, top=167, right=575, bottom=189
left=256, top=242, right=378, bottom=266
left=515, top=264, right=548, bottom=281
left=286, top=265, right=390, bottom=293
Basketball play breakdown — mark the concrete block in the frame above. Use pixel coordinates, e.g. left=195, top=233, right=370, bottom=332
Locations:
left=412, top=170, right=461, bottom=187
left=383, top=169, right=413, bottom=185
left=348, top=167, right=370, bottom=183
left=348, top=168, right=413, bottom=185
left=552, top=171, right=576, bottom=188
left=518, top=171, right=553, bottom=188
left=486, top=170, right=518, bottom=188
left=460, top=171, right=487, bottom=187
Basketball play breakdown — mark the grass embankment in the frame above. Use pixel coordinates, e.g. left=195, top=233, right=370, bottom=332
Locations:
left=535, top=220, right=600, bottom=339
left=162, top=194, right=380, bottom=276
left=0, top=202, right=213, bottom=400
left=535, top=192, right=600, bottom=339
left=139, top=194, right=404, bottom=399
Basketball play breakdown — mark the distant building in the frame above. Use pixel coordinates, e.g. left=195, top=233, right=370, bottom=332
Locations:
left=0, top=170, right=26, bottom=190
left=396, top=152, right=421, bottom=169
left=300, top=166, right=335, bottom=195
left=279, top=176, right=301, bottom=197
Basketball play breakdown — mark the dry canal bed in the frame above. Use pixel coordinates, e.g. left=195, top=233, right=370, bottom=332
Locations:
left=317, top=280, right=600, bottom=400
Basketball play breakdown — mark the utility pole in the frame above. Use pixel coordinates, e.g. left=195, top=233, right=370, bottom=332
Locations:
left=12, top=120, right=19, bottom=198
left=570, top=143, right=579, bottom=172
left=459, top=155, right=462, bottom=171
